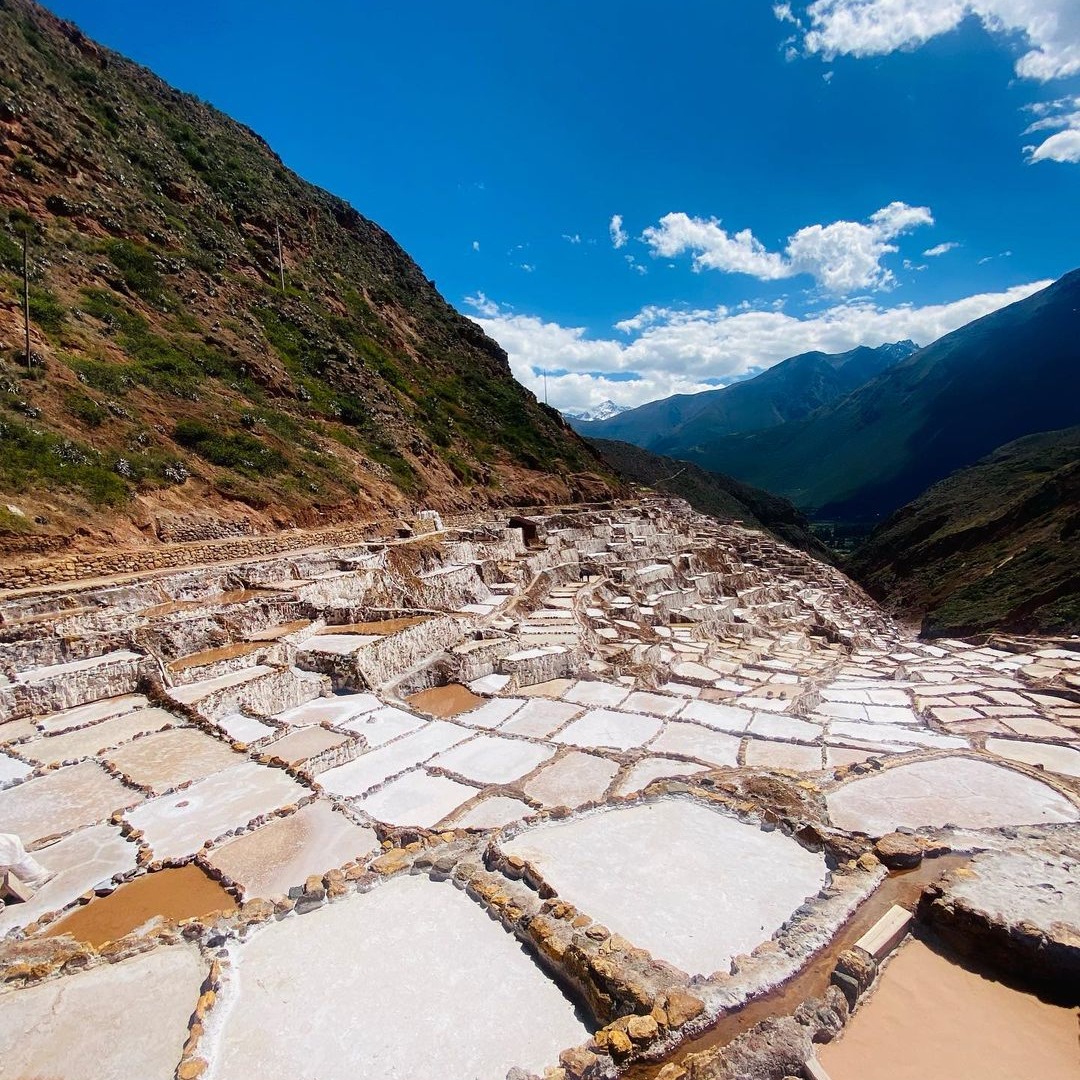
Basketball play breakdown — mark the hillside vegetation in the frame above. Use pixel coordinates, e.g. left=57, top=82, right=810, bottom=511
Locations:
left=849, top=427, right=1080, bottom=636
left=0, top=0, right=611, bottom=557
left=680, top=273, right=1080, bottom=521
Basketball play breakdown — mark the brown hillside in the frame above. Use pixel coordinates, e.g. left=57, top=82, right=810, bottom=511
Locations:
left=0, top=0, right=614, bottom=562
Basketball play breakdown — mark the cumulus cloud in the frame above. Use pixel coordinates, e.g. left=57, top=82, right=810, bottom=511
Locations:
left=609, top=214, right=628, bottom=249
left=789, top=1, right=1080, bottom=81
left=641, top=201, right=933, bottom=294
left=465, top=281, right=1048, bottom=412
left=1024, top=96, right=1080, bottom=162
left=923, top=241, right=960, bottom=256
left=780, top=2, right=1080, bottom=163
left=471, top=240, right=480, bottom=252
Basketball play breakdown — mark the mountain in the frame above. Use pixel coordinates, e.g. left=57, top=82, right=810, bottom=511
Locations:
left=587, top=438, right=832, bottom=561
left=681, top=272, right=1080, bottom=521
left=849, top=427, right=1080, bottom=636
left=0, top=0, right=612, bottom=555
left=561, top=400, right=630, bottom=423
left=570, top=341, right=917, bottom=446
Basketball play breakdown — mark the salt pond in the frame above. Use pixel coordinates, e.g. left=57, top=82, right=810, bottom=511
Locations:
left=502, top=799, right=827, bottom=975
left=213, top=875, right=589, bottom=1079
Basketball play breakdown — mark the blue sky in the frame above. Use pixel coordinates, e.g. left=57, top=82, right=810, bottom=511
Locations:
left=46, top=1, right=1080, bottom=410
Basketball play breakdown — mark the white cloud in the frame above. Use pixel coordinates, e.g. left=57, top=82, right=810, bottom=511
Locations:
left=790, top=1, right=1080, bottom=81
left=641, top=201, right=933, bottom=294
left=562, top=233, right=582, bottom=244
left=465, top=280, right=1048, bottom=411
left=463, top=291, right=499, bottom=317
left=781, top=2, right=1080, bottom=163
left=1024, top=96, right=1080, bottom=161
left=471, top=240, right=480, bottom=252
left=609, top=214, right=628, bottom=249
left=924, top=241, right=960, bottom=256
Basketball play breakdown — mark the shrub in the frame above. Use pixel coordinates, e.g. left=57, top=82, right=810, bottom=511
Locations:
left=105, top=239, right=166, bottom=304
left=173, top=419, right=288, bottom=477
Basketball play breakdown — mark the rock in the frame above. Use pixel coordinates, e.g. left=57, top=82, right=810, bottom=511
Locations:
left=626, top=1014, right=659, bottom=1042
left=559, top=1047, right=600, bottom=1078
left=662, top=989, right=705, bottom=1028
left=177, top=1059, right=208, bottom=1080
left=856, top=852, right=880, bottom=872
left=596, top=1027, right=633, bottom=1056
left=874, top=832, right=923, bottom=869
left=656, top=1066, right=688, bottom=1080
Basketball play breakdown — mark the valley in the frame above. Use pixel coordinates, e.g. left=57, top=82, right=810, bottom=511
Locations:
left=0, top=2, right=1077, bottom=1079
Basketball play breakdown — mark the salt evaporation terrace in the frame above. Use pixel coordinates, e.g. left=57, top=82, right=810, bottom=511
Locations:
left=0, top=497, right=1077, bottom=1079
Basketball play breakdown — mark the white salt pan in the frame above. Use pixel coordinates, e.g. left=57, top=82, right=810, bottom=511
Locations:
left=0, top=944, right=205, bottom=1080
left=503, top=799, right=827, bottom=976
left=125, top=761, right=306, bottom=860
left=215, top=875, right=588, bottom=1079
left=827, top=756, right=1080, bottom=834
left=431, top=735, right=554, bottom=784
left=320, top=722, right=469, bottom=797
left=553, top=708, right=663, bottom=751
left=355, top=770, right=476, bottom=827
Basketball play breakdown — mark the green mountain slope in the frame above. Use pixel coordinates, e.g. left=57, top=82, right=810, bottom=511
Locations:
left=588, top=438, right=833, bottom=560
left=0, top=0, right=612, bottom=555
left=682, top=272, right=1080, bottom=520
left=570, top=341, right=915, bottom=448
left=848, top=427, right=1080, bottom=636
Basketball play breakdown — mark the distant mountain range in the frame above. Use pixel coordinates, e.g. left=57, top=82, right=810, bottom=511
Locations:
left=578, top=272, right=1080, bottom=525
left=851, top=426, right=1080, bottom=636
left=561, top=400, right=631, bottom=423
left=587, top=438, right=831, bottom=561
left=690, top=272, right=1080, bottom=520
left=569, top=341, right=918, bottom=446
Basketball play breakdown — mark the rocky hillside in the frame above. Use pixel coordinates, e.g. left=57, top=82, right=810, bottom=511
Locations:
left=0, top=0, right=612, bottom=558
left=570, top=341, right=916, bottom=447
left=681, top=272, right=1080, bottom=521
left=849, top=426, right=1080, bottom=636
left=588, top=438, right=832, bottom=561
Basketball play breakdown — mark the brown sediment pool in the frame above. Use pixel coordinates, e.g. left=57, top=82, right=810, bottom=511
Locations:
left=407, top=684, right=486, bottom=717
left=44, top=864, right=236, bottom=947
left=819, top=936, right=1080, bottom=1080
left=142, top=588, right=276, bottom=618
left=626, top=855, right=969, bottom=1080
left=321, top=616, right=431, bottom=636
left=167, top=641, right=264, bottom=672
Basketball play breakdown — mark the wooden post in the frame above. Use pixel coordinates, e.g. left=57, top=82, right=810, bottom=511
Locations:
left=275, top=220, right=285, bottom=292
left=22, top=230, right=31, bottom=370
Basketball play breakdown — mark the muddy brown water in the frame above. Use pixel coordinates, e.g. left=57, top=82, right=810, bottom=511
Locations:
left=43, top=864, right=236, bottom=947
left=819, top=936, right=1080, bottom=1080
left=407, top=684, right=486, bottom=717
left=141, top=588, right=276, bottom=618
left=625, top=855, right=970, bottom=1080
left=321, top=616, right=431, bottom=636
left=167, top=640, right=264, bottom=672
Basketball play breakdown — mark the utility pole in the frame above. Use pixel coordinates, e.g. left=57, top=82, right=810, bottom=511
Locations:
left=275, top=220, right=285, bottom=292
left=22, top=230, right=31, bottom=371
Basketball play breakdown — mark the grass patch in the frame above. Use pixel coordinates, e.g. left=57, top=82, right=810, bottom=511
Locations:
left=104, top=239, right=167, bottom=305
left=28, top=285, right=66, bottom=334
left=0, top=412, right=129, bottom=506
left=173, top=418, right=288, bottom=477
left=63, top=391, right=109, bottom=428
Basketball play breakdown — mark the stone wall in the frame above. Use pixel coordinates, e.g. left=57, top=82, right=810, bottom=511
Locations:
left=0, top=522, right=384, bottom=594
